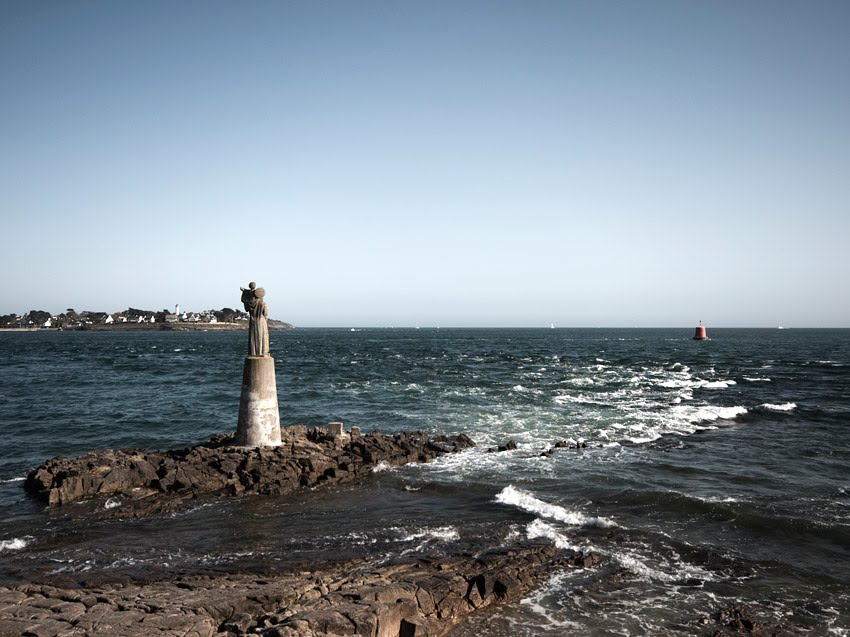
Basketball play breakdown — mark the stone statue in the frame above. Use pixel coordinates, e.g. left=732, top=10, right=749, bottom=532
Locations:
left=240, top=282, right=269, bottom=356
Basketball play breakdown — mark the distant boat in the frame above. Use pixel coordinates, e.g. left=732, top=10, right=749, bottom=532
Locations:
left=550, top=323, right=555, bottom=329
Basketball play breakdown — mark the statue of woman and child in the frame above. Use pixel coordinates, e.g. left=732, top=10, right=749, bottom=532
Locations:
left=240, top=282, right=269, bottom=357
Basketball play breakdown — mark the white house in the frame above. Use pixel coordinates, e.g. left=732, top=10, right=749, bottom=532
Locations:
left=104, top=315, right=114, bottom=324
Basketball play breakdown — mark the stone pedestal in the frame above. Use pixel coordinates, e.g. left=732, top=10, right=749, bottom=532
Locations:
left=236, top=356, right=281, bottom=447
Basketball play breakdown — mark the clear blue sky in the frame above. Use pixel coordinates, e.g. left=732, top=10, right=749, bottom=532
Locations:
left=2, top=1, right=848, bottom=327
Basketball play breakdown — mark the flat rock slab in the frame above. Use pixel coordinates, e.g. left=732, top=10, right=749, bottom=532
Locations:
left=0, top=541, right=600, bottom=637
left=23, top=427, right=475, bottom=518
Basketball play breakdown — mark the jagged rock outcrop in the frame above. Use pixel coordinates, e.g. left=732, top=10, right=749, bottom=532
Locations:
left=24, top=427, right=475, bottom=518
left=0, top=541, right=600, bottom=637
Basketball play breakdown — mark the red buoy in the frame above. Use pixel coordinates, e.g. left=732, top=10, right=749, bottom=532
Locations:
left=693, top=321, right=708, bottom=340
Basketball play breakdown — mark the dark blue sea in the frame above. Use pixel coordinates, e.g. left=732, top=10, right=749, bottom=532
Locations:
left=1, top=328, right=848, bottom=634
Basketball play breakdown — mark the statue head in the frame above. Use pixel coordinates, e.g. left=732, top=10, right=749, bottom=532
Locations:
left=254, top=287, right=266, bottom=299
left=249, top=282, right=257, bottom=290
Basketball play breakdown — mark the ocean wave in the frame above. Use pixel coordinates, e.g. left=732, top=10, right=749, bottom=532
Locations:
left=525, top=519, right=579, bottom=550
left=495, top=485, right=617, bottom=528
left=743, top=376, right=771, bottom=382
left=614, top=552, right=680, bottom=582
left=669, top=405, right=748, bottom=424
left=397, top=525, right=460, bottom=553
left=372, top=462, right=394, bottom=473
left=399, top=526, right=459, bottom=543
left=512, top=384, right=538, bottom=394
left=0, top=536, right=32, bottom=552
left=0, top=476, right=25, bottom=484
left=658, top=378, right=736, bottom=390
left=702, top=380, right=737, bottom=389
left=760, top=402, right=797, bottom=412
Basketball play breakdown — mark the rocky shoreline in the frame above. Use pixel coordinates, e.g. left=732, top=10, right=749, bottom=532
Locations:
left=9, top=429, right=806, bottom=636
left=0, top=540, right=599, bottom=637
left=10, top=428, right=589, bottom=637
left=24, top=426, right=475, bottom=519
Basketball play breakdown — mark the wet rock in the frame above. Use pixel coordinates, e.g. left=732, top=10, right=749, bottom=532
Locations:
left=703, top=603, right=805, bottom=636
left=24, top=427, right=476, bottom=518
left=0, top=541, right=601, bottom=637
left=487, top=439, right=518, bottom=453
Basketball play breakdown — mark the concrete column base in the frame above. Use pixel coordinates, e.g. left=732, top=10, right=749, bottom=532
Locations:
left=236, top=356, right=281, bottom=447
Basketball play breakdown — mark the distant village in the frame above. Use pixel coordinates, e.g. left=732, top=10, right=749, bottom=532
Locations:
left=0, top=305, right=251, bottom=329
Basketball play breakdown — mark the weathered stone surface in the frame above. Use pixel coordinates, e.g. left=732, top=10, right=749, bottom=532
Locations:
left=700, top=603, right=805, bottom=636
left=0, top=541, right=598, bottom=637
left=23, top=427, right=476, bottom=518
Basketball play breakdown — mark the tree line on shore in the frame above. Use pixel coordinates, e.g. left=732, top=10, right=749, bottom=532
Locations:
left=1, top=307, right=248, bottom=328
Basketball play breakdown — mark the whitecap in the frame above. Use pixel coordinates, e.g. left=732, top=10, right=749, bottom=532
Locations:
left=525, top=519, right=579, bottom=550
left=0, top=536, right=32, bottom=552
left=0, top=476, right=24, bottom=484
left=702, top=380, right=736, bottom=389
left=760, top=402, right=797, bottom=412
left=495, top=485, right=617, bottom=528
left=670, top=405, right=747, bottom=424
left=372, top=462, right=394, bottom=473
left=743, top=376, right=771, bottom=382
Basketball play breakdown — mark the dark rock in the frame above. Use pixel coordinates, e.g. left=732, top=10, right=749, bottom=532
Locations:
left=23, top=427, right=477, bottom=518
left=489, top=440, right=518, bottom=453
left=0, top=541, right=601, bottom=637
left=703, top=603, right=805, bottom=636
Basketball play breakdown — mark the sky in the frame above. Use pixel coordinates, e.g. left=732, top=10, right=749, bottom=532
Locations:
left=1, top=1, right=848, bottom=327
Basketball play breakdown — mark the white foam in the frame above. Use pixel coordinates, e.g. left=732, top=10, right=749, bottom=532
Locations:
left=743, top=376, right=771, bottom=382
left=0, top=476, right=25, bottom=484
left=702, top=380, right=736, bottom=389
left=525, top=519, right=579, bottom=550
left=519, top=570, right=586, bottom=631
left=372, top=462, right=394, bottom=473
left=495, top=485, right=617, bottom=528
left=761, top=402, right=797, bottom=412
left=615, top=553, right=677, bottom=582
left=398, top=526, right=460, bottom=553
left=104, top=497, right=121, bottom=509
left=0, top=536, right=32, bottom=552
left=669, top=405, right=747, bottom=424
left=512, top=384, right=543, bottom=395
left=400, top=526, right=459, bottom=543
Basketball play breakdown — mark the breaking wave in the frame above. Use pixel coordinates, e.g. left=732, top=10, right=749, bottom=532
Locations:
left=495, top=485, right=617, bottom=528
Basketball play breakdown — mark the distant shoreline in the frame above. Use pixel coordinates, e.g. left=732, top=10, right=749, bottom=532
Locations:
left=0, top=321, right=292, bottom=333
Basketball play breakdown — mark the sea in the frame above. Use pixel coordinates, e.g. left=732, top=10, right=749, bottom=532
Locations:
left=1, top=328, right=848, bottom=635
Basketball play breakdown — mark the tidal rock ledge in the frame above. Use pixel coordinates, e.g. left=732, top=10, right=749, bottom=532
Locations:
left=0, top=541, right=600, bottom=637
left=24, top=426, right=475, bottom=515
